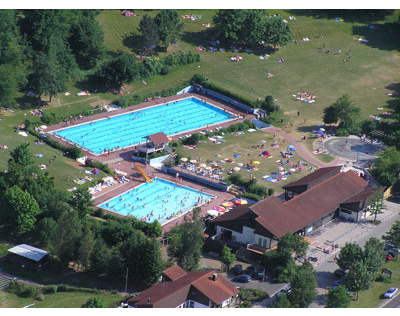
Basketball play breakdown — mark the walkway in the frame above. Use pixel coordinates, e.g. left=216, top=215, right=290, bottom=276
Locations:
left=262, top=127, right=345, bottom=168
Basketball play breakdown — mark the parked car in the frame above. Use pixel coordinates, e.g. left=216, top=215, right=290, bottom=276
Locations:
left=233, top=264, right=243, bottom=275
left=244, top=266, right=255, bottom=276
left=256, top=269, right=265, bottom=280
left=307, top=256, right=318, bottom=262
left=334, top=269, right=346, bottom=278
left=276, top=285, right=291, bottom=297
left=383, top=287, right=399, bottom=298
left=332, top=285, right=350, bottom=293
left=384, top=243, right=400, bottom=254
left=232, top=274, right=252, bottom=283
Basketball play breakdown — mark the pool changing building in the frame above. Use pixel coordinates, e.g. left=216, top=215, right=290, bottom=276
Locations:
left=211, top=166, right=381, bottom=253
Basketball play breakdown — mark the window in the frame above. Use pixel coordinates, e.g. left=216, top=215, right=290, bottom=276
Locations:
left=340, top=209, right=352, bottom=215
left=262, top=238, right=267, bottom=248
left=258, top=237, right=262, bottom=246
left=189, top=301, right=194, bottom=308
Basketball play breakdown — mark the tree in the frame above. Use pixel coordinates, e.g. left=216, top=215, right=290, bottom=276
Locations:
left=154, top=10, right=184, bottom=51
left=49, top=210, right=82, bottom=266
left=98, top=53, right=139, bottom=86
left=30, top=44, right=67, bottom=102
left=8, top=143, right=35, bottom=167
left=332, top=94, right=360, bottom=130
left=168, top=208, right=204, bottom=271
left=69, top=187, right=94, bottom=219
left=264, top=16, right=292, bottom=49
left=370, top=147, right=400, bottom=187
left=89, top=239, right=111, bottom=275
left=325, top=286, right=351, bottom=308
left=69, top=16, right=104, bottom=69
left=0, top=64, right=19, bottom=107
left=213, top=10, right=246, bottom=45
left=35, top=217, right=57, bottom=248
left=262, top=95, right=276, bottom=113
left=242, top=10, right=266, bottom=48
left=82, top=297, right=106, bottom=308
left=277, top=232, right=308, bottom=258
left=120, top=231, right=163, bottom=286
left=323, top=105, right=339, bottom=125
left=268, top=293, right=292, bottom=308
left=363, top=237, right=385, bottom=277
left=368, top=191, right=385, bottom=225
left=383, top=221, right=400, bottom=251
left=336, top=242, right=363, bottom=271
left=288, top=261, right=317, bottom=307
left=139, top=14, right=159, bottom=49
left=344, top=260, right=373, bottom=300
left=220, top=245, right=236, bottom=272
left=3, top=185, right=40, bottom=235
left=78, top=225, right=96, bottom=270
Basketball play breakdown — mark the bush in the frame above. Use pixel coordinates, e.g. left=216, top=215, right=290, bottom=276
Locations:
left=237, top=300, right=253, bottom=308
left=90, top=160, right=112, bottom=175
left=56, top=284, right=100, bottom=294
left=182, top=133, right=200, bottom=146
left=43, top=285, right=57, bottom=294
left=36, top=293, right=45, bottom=301
left=160, top=65, right=170, bottom=75
left=95, top=208, right=105, bottom=218
left=6, top=280, right=38, bottom=298
left=241, top=192, right=261, bottom=201
left=21, top=286, right=37, bottom=298
left=268, top=188, right=274, bottom=196
left=239, top=288, right=269, bottom=302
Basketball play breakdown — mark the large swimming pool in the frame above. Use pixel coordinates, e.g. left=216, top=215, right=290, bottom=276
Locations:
left=98, top=178, right=213, bottom=224
left=51, top=97, right=235, bottom=154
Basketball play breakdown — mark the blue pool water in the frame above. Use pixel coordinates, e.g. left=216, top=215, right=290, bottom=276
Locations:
left=51, top=97, right=235, bottom=154
left=98, top=178, right=213, bottom=224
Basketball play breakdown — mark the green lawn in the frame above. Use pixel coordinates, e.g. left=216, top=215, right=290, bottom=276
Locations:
left=350, top=259, right=400, bottom=308
left=1, top=9, right=399, bottom=192
left=0, top=242, right=12, bottom=258
left=0, top=290, right=124, bottom=308
left=176, top=130, right=316, bottom=193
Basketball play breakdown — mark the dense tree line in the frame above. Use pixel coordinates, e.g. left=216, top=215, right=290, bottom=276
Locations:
left=213, top=10, right=292, bottom=49
left=0, top=144, right=164, bottom=287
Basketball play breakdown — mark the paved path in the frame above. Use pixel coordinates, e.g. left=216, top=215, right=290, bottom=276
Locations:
left=381, top=292, right=400, bottom=308
left=262, top=127, right=345, bottom=168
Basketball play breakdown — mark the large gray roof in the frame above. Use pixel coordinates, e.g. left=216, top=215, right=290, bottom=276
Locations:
left=8, top=244, right=49, bottom=262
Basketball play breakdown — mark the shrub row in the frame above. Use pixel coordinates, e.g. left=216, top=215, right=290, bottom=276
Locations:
left=57, top=284, right=101, bottom=294
left=86, top=159, right=113, bottom=175
left=140, top=51, right=200, bottom=78
left=27, top=127, right=82, bottom=159
left=227, top=173, right=268, bottom=197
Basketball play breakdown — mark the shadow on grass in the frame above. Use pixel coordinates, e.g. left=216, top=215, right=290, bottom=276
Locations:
left=122, top=32, right=163, bottom=56
left=75, top=74, right=108, bottom=93
left=352, top=23, right=400, bottom=52
left=181, top=29, right=215, bottom=47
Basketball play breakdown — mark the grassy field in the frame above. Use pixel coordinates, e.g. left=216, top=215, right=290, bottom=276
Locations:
left=350, top=259, right=400, bottom=308
left=1, top=9, right=399, bottom=190
left=0, top=290, right=124, bottom=308
left=176, top=130, right=316, bottom=193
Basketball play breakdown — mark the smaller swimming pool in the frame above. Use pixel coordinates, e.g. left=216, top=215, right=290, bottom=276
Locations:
left=98, top=178, right=213, bottom=224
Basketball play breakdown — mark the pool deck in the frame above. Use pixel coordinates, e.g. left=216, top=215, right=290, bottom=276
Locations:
left=92, top=159, right=235, bottom=234
left=45, top=91, right=249, bottom=233
left=45, top=92, right=254, bottom=161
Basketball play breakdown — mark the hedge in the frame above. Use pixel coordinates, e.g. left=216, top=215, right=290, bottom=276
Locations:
left=27, top=127, right=82, bottom=159
left=190, top=74, right=258, bottom=108
left=241, top=192, right=262, bottom=201
left=57, top=284, right=101, bottom=294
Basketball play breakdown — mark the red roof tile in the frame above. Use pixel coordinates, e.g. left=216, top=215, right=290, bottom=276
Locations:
left=162, top=264, right=187, bottom=281
left=147, top=132, right=169, bottom=145
left=127, top=269, right=238, bottom=308
left=340, top=187, right=381, bottom=205
left=282, top=166, right=341, bottom=189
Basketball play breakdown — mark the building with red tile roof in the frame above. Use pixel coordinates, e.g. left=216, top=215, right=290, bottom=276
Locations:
left=212, top=167, right=380, bottom=252
left=126, top=265, right=239, bottom=308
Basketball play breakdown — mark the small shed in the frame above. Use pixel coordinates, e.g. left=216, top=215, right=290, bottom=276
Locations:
left=7, top=244, right=49, bottom=271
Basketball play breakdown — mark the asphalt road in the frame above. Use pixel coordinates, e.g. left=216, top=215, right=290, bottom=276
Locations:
left=381, top=292, right=400, bottom=308
left=310, top=202, right=400, bottom=308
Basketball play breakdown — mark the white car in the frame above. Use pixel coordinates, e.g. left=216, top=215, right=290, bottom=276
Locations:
left=384, top=287, right=399, bottom=298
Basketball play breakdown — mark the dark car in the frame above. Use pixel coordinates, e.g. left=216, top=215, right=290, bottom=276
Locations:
left=244, top=266, right=255, bottom=276
left=232, top=274, right=252, bottom=283
left=233, top=264, right=243, bottom=275
left=276, top=285, right=291, bottom=297
left=334, top=269, right=346, bottom=278
left=256, top=269, right=265, bottom=280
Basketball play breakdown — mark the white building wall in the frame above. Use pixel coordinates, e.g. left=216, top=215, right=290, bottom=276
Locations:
left=231, top=226, right=254, bottom=244
left=254, top=233, right=272, bottom=249
left=192, top=301, right=210, bottom=308
left=338, top=208, right=358, bottom=222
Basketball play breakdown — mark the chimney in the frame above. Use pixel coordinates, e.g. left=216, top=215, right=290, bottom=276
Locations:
left=212, top=273, right=218, bottom=281
left=147, top=297, right=151, bottom=304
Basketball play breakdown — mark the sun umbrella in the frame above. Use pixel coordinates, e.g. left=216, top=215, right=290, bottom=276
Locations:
left=233, top=154, right=240, bottom=158
left=214, top=206, right=226, bottom=212
left=40, top=125, right=47, bottom=129
left=319, top=128, right=325, bottom=131
left=237, top=163, right=244, bottom=167
left=316, top=130, right=324, bottom=135
left=235, top=199, right=248, bottom=205
left=288, top=145, right=296, bottom=151
left=216, top=136, right=224, bottom=139
left=206, top=166, right=212, bottom=170
left=253, top=161, right=260, bottom=165
left=190, top=159, right=197, bottom=164
left=199, top=163, right=207, bottom=168
left=233, top=167, right=241, bottom=171
left=216, top=154, right=221, bottom=158
left=260, top=140, right=266, bottom=144
left=222, top=201, right=234, bottom=207
left=278, top=166, right=284, bottom=171
left=262, top=151, right=270, bottom=156
left=180, top=157, right=188, bottom=162
left=289, top=168, right=296, bottom=172
left=168, top=137, right=173, bottom=141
